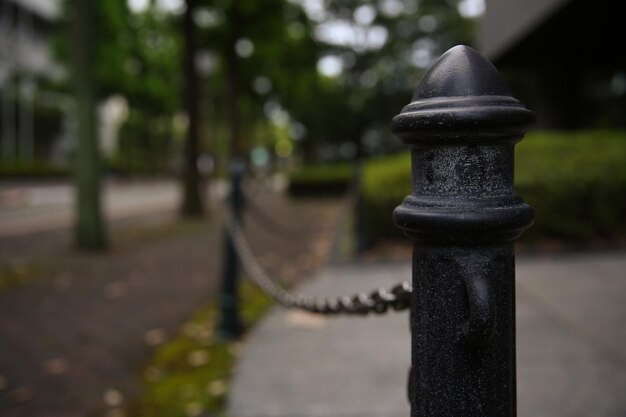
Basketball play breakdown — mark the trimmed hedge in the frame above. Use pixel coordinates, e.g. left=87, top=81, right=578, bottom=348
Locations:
left=362, top=131, right=626, bottom=244
left=361, top=153, right=410, bottom=242
left=287, top=163, right=352, bottom=196
left=0, top=161, right=69, bottom=179
left=516, top=131, right=626, bottom=241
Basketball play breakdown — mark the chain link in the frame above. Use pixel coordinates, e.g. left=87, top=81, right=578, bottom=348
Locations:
left=223, top=209, right=412, bottom=316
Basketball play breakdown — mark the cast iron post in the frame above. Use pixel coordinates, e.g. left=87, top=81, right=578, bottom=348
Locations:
left=217, top=160, right=245, bottom=340
left=393, top=46, right=534, bottom=416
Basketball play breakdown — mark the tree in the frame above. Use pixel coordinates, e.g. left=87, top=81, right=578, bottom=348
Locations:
left=71, top=0, right=106, bottom=249
left=192, top=0, right=322, bottom=167
left=181, top=0, right=205, bottom=216
left=56, top=0, right=192, bottom=216
left=192, top=0, right=475, bottom=164
left=55, top=0, right=184, bottom=173
left=290, top=0, right=475, bottom=160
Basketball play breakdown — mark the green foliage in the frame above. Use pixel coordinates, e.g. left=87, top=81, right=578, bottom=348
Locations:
left=55, top=0, right=181, bottom=111
left=132, top=281, right=273, bottom=417
left=121, top=8, right=182, bottom=115
left=110, top=110, right=175, bottom=176
left=53, top=0, right=182, bottom=176
left=361, top=131, right=626, bottom=244
left=286, top=0, right=476, bottom=161
left=516, top=131, right=626, bottom=241
left=361, top=152, right=411, bottom=242
left=194, top=0, right=322, bottom=162
left=52, top=0, right=478, bottom=170
left=287, top=163, right=353, bottom=196
left=191, top=0, right=477, bottom=163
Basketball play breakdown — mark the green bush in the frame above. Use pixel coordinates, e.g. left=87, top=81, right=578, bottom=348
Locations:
left=516, top=131, right=626, bottom=241
left=361, top=131, right=626, bottom=244
left=287, top=163, right=352, bottom=196
left=0, top=160, right=69, bottom=179
left=361, top=153, right=411, bottom=242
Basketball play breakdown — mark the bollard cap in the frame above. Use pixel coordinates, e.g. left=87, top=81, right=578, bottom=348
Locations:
left=391, top=45, right=535, bottom=243
left=392, top=45, right=534, bottom=145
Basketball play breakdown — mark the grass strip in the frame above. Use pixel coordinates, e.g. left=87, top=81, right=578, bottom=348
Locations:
left=130, top=281, right=273, bottom=417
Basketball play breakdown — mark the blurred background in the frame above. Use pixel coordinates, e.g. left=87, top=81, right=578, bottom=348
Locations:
left=0, top=0, right=624, bottom=247
left=0, top=0, right=624, bottom=416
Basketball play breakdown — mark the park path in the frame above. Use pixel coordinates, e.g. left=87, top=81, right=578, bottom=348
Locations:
left=0, top=185, right=345, bottom=417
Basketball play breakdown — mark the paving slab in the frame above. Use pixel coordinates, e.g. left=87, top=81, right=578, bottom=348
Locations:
left=228, top=251, right=626, bottom=417
left=230, top=263, right=411, bottom=417
left=516, top=251, right=626, bottom=417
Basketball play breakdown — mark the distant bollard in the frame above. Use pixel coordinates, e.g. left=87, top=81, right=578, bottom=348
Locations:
left=393, top=46, right=534, bottom=416
left=217, top=160, right=246, bottom=340
left=352, top=159, right=368, bottom=256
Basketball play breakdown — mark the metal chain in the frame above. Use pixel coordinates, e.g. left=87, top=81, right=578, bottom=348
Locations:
left=223, top=209, right=412, bottom=316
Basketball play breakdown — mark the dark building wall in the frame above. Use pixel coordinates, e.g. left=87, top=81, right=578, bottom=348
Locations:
left=481, top=0, right=626, bottom=129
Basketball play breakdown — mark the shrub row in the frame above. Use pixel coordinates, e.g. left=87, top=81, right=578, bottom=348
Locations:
left=287, top=163, right=352, bottom=196
left=0, top=159, right=175, bottom=179
left=515, top=131, right=626, bottom=241
left=0, top=161, right=69, bottom=179
left=361, top=131, right=626, bottom=244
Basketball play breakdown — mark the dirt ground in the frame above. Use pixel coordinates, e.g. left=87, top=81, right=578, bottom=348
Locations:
left=0, top=187, right=345, bottom=417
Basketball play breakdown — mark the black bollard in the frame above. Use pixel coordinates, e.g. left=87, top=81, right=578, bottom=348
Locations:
left=393, top=46, right=535, bottom=416
left=217, top=160, right=245, bottom=340
left=352, top=159, right=368, bottom=256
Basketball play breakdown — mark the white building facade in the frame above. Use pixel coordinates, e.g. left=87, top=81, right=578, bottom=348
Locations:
left=0, top=0, right=64, bottom=165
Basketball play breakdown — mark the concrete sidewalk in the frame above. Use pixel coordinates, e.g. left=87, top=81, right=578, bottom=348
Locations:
left=228, top=251, right=626, bottom=417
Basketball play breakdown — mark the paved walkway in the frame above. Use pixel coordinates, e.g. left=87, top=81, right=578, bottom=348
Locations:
left=228, top=251, right=626, bottom=417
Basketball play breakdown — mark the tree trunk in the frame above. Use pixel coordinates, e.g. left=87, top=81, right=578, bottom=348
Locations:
left=72, top=0, right=106, bottom=249
left=180, top=0, right=204, bottom=216
left=226, top=0, right=243, bottom=160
